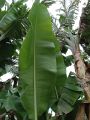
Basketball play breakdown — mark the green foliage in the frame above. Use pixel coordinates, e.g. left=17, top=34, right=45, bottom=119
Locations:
left=0, top=0, right=29, bottom=41
left=64, top=55, right=74, bottom=67
left=0, top=87, right=29, bottom=120
left=55, top=0, right=80, bottom=54
left=0, top=0, right=29, bottom=75
left=0, top=0, right=5, bottom=9
left=19, top=1, right=83, bottom=119
left=0, top=0, right=85, bottom=119
left=57, top=74, right=82, bottom=114
left=19, top=3, right=57, bottom=120
left=0, top=0, right=30, bottom=118
left=79, top=0, right=90, bottom=55
left=59, top=0, right=79, bottom=29
left=52, top=72, right=83, bottom=118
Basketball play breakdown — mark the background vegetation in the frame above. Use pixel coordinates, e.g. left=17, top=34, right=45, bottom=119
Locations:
left=0, top=0, right=90, bottom=120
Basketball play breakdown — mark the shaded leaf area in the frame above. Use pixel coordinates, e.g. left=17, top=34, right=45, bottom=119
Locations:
left=19, top=2, right=57, bottom=120
left=0, top=81, right=29, bottom=120
left=65, top=102, right=82, bottom=120
left=55, top=101, right=81, bottom=120
left=0, top=0, right=30, bottom=119
left=79, top=0, right=90, bottom=56
left=64, top=55, right=74, bottom=67
left=53, top=73, right=83, bottom=116
left=0, top=0, right=5, bottom=9
left=0, top=40, right=16, bottom=69
left=0, top=0, right=29, bottom=76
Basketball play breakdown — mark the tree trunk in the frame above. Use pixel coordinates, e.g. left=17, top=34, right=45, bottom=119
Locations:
left=85, top=103, right=90, bottom=119
left=74, top=46, right=90, bottom=102
left=74, top=46, right=90, bottom=120
left=75, top=104, right=85, bottom=120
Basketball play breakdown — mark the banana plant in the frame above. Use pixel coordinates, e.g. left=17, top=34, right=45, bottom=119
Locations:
left=19, top=1, right=82, bottom=120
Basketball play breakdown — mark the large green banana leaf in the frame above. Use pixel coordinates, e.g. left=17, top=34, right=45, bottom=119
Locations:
left=19, top=3, right=57, bottom=120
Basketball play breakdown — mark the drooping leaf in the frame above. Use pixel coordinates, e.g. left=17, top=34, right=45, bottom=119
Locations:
left=56, top=74, right=83, bottom=115
left=0, top=7, right=17, bottom=33
left=0, top=1, right=29, bottom=41
left=19, top=3, right=57, bottom=120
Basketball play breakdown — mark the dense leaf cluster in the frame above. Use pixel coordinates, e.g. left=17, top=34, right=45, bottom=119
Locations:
left=79, top=0, right=90, bottom=56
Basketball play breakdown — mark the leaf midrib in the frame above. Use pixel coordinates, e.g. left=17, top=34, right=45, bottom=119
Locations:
left=33, top=5, right=38, bottom=120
